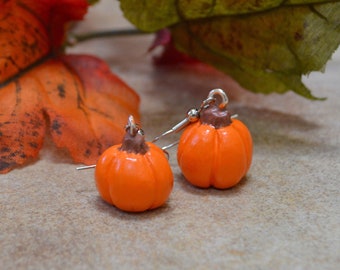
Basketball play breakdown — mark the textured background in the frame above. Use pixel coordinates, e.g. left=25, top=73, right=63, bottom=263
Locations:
left=1, top=1, right=339, bottom=269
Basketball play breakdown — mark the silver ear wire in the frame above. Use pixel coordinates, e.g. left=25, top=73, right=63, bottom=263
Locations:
left=76, top=164, right=96, bottom=170
left=207, top=88, right=229, bottom=109
left=152, top=108, right=200, bottom=143
left=76, top=89, right=233, bottom=170
left=152, top=89, right=231, bottom=150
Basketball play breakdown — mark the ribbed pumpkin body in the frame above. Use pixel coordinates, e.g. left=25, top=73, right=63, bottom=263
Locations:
left=95, top=142, right=173, bottom=212
left=177, top=119, right=252, bottom=189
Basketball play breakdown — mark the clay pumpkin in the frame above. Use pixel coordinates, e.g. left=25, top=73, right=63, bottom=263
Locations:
left=177, top=91, right=252, bottom=189
left=95, top=116, right=173, bottom=212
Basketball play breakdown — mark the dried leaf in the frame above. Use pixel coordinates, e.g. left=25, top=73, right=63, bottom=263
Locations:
left=0, top=54, right=140, bottom=173
left=0, top=0, right=88, bottom=84
left=0, top=1, right=140, bottom=173
left=121, top=0, right=340, bottom=99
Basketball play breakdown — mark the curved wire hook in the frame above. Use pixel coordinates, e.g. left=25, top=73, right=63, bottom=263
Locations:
left=207, top=88, right=229, bottom=109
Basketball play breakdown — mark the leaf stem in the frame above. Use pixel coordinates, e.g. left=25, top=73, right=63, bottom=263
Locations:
left=66, top=28, right=148, bottom=46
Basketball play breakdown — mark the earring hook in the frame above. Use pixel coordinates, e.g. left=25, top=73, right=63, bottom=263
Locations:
left=152, top=88, right=231, bottom=148
left=77, top=89, right=233, bottom=170
left=207, top=88, right=229, bottom=109
left=152, top=108, right=200, bottom=143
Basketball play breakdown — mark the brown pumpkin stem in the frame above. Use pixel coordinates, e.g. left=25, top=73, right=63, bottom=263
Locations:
left=119, top=128, right=149, bottom=155
left=200, top=103, right=232, bottom=128
left=118, top=115, right=149, bottom=154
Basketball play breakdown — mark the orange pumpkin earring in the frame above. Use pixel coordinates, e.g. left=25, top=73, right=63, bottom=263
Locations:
left=155, top=89, right=253, bottom=189
left=178, top=89, right=252, bottom=189
left=78, top=115, right=174, bottom=212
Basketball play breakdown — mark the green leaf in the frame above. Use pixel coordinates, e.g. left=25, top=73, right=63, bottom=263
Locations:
left=120, top=0, right=340, bottom=99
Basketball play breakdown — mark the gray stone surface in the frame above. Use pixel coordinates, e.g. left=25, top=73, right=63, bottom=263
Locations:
left=1, top=1, right=339, bottom=269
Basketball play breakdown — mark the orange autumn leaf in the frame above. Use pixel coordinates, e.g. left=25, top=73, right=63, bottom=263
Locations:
left=0, top=1, right=140, bottom=173
left=0, top=0, right=88, bottom=83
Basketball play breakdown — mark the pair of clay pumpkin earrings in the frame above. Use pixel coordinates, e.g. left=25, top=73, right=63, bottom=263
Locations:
left=78, top=89, right=253, bottom=212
